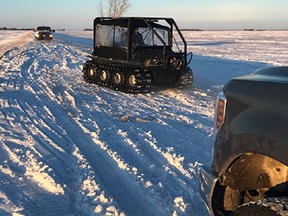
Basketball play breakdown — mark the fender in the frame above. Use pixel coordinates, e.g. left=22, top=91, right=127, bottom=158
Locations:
left=231, top=109, right=288, bottom=158
left=212, top=77, right=288, bottom=174
left=213, top=110, right=288, bottom=175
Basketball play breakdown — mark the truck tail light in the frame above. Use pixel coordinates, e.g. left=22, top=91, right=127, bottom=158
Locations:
left=215, top=92, right=227, bottom=131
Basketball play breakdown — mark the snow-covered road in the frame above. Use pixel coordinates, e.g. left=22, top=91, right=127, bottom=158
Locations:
left=0, top=30, right=282, bottom=215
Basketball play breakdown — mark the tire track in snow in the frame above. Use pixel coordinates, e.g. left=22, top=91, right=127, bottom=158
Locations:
left=35, top=41, right=190, bottom=214
left=48, top=56, right=213, bottom=215
left=54, top=66, right=214, bottom=214
left=0, top=40, right=124, bottom=215
left=0, top=173, right=70, bottom=216
left=0, top=114, right=72, bottom=216
left=14, top=74, right=166, bottom=215
left=2, top=39, right=167, bottom=215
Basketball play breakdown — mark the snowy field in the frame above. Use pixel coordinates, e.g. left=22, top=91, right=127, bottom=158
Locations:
left=0, top=29, right=286, bottom=215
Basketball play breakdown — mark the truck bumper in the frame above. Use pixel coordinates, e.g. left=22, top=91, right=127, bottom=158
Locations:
left=199, top=163, right=219, bottom=216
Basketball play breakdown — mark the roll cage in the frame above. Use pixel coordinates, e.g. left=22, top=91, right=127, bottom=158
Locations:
left=92, top=17, right=191, bottom=65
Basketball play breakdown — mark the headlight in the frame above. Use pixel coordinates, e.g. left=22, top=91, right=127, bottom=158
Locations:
left=49, top=34, right=53, bottom=38
left=151, top=55, right=160, bottom=64
left=214, top=92, right=227, bottom=135
left=170, top=57, right=177, bottom=66
left=177, top=59, right=183, bottom=68
left=34, top=32, right=40, bottom=38
left=169, top=57, right=183, bottom=69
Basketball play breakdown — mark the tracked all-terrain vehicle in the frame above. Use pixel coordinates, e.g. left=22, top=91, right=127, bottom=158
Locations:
left=82, top=17, right=193, bottom=93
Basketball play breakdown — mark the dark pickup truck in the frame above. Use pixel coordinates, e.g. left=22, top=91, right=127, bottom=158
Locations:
left=34, top=26, right=54, bottom=40
left=200, top=67, right=288, bottom=216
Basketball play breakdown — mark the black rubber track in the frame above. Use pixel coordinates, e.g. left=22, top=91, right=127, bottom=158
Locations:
left=83, top=61, right=152, bottom=94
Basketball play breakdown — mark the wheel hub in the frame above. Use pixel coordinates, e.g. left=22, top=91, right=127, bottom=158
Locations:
left=128, top=75, right=137, bottom=86
left=114, top=73, right=122, bottom=84
left=100, top=70, right=107, bottom=81
left=89, top=68, right=94, bottom=76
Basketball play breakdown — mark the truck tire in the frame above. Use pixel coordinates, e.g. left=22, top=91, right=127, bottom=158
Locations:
left=231, top=197, right=288, bottom=216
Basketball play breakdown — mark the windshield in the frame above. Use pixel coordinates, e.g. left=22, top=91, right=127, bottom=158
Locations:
left=37, top=26, right=51, bottom=31
left=96, top=25, right=128, bottom=48
left=136, top=27, right=170, bottom=47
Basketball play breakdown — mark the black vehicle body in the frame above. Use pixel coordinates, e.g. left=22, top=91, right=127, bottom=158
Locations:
left=34, top=26, right=53, bottom=40
left=200, top=67, right=288, bottom=215
left=82, top=17, right=193, bottom=93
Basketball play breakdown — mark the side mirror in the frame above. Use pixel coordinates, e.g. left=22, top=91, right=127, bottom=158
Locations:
left=52, top=30, right=55, bottom=32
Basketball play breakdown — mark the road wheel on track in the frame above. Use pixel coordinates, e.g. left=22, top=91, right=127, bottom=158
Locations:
left=99, top=69, right=111, bottom=85
left=127, top=74, right=137, bottom=87
left=231, top=197, right=288, bottom=216
left=112, top=71, right=125, bottom=89
left=83, top=61, right=97, bottom=83
left=126, top=72, right=140, bottom=92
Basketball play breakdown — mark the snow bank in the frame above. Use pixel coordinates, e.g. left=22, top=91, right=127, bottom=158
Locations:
left=0, top=31, right=33, bottom=57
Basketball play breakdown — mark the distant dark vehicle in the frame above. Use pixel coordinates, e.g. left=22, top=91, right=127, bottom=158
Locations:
left=82, top=17, right=193, bottom=93
left=200, top=67, right=288, bottom=215
left=34, top=26, right=54, bottom=40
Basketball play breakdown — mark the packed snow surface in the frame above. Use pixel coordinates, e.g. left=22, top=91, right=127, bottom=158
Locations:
left=0, top=29, right=285, bottom=215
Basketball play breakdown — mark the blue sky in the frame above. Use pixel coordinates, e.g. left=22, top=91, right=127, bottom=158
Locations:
left=1, top=0, right=288, bottom=30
